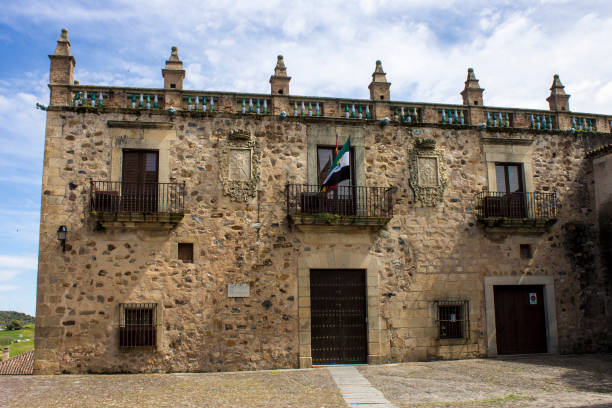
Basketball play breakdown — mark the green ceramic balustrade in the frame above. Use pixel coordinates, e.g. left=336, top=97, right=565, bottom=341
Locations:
left=342, top=103, right=371, bottom=119
left=485, top=111, right=512, bottom=128
left=439, top=109, right=466, bottom=125
left=129, top=93, right=161, bottom=109
left=73, top=90, right=106, bottom=107
left=571, top=116, right=595, bottom=132
left=184, top=95, right=216, bottom=112
left=240, top=98, right=269, bottom=114
left=391, top=106, right=421, bottom=123
left=528, top=114, right=554, bottom=130
left=290, top=101, right=323, bottom=117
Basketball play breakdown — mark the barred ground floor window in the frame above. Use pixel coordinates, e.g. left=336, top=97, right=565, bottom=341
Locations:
left=435, top=300, right=469, bottom=340
left=119, top=303, right=159, bottom=348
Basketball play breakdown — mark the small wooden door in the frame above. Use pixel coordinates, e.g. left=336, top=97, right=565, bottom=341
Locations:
left=122, top=150, right=158, bottom=212
left=494, top=285, right=547, bottom=354
left=310, top=269, right=367, bottom=364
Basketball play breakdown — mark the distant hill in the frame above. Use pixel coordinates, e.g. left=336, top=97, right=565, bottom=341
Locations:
left=0, top=311, right=35, bottom=328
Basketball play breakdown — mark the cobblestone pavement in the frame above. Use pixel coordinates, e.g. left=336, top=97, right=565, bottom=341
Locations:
left=359, top=354, right=612, bottom=407
left=1, top=354, right=611, bottom=407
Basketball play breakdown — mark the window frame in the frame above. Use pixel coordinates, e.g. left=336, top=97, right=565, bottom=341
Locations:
left=494, top=162, right=524, bottom=194
left=118, top=303, right=159, bottom=349
left=435, top=300, right=470, bottom=340
left=178, top=242, right=194, bottom=263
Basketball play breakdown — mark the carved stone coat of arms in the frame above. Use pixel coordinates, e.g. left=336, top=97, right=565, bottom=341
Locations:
left=408, top=138, right=448, bottom=207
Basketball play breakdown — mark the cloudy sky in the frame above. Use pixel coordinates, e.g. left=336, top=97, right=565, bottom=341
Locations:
left=1, top=0, right=611, bottom=315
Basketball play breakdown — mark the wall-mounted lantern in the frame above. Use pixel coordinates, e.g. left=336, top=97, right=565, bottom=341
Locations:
left=57, top=225, right=67, bottom=252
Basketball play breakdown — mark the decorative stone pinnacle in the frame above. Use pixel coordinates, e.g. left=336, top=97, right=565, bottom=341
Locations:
left=369, top=59, right=390, bottom=100
left=467, top=68, right=476, bottom=81
left=461, top=67, right=484, bottom=106
left=167, top=46, right=181, bottom=62
left=53, top=28, right=72, bottom=56
left=547, top=74, right=570, bottom=110
left=371, top=60, right=387, bottom=83
left=273, top=55, right=288, bottom=77
left=550, top=74, right=566, bottom=94
left=374, top=60, right=384, bottom=74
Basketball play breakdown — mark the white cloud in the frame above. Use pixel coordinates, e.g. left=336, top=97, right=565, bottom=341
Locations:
left=0, top=254, right=36, bottom=299
left=0, top=255, right=37, bottom=272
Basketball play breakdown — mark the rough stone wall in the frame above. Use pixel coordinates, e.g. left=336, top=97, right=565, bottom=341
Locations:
left=35, top=109, right=607, bottom=374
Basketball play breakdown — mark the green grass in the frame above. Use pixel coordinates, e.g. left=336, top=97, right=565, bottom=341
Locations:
left=0, top=325, right=34, bottom=360
left=9, top=340, right=34, bottom=357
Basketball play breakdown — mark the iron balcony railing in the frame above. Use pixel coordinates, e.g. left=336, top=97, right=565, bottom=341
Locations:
left=90, top=181, right=185, bottom=214
left=476, top=191, right=558, bottom=220
left=286, top=184, right=394, bottom=218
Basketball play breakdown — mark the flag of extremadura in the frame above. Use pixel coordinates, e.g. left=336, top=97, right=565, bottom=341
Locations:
left=321, top=137, right=350, bottom=190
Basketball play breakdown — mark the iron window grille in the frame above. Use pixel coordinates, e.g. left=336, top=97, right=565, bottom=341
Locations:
left=436, top=300, right=469, bottom=340
left=119, top=303, right=158, bottom=348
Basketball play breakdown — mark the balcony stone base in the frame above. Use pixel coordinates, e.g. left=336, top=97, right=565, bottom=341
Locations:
left=478, top=217, right=557, bottom=233
left=289, top=214, right=391, bottom=231
left=92, top=212, right=184, bottom=230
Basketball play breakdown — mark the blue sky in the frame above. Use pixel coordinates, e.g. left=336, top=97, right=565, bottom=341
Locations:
left=1, top=0, right=611, bottom=316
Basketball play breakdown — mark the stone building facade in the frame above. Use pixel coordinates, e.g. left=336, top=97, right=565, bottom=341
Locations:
left=34, top=29, right=612, bottom=374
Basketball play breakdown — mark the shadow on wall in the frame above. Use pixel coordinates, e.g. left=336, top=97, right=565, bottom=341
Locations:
left=599, top=200, right=612, bottom=352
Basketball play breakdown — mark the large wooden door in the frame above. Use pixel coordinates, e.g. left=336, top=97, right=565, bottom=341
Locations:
left=122, top=150, right=158, bottom=212
left=310, top=269, right=367, bottom=364
left=494, top=285, right=547, bottom=354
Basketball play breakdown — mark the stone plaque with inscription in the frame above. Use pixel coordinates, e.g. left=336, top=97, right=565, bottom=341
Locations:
left=228, top=283, right=250, bottom=297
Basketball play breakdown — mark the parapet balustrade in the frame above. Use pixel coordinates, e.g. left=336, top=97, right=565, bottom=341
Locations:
left=237, top=97, right=271, bottom=115
left=390, top=105, right=422, bottom=123
left=484, top=111, right=513, bottom=128
left=528, top=114, right=555, bottom=130
left=340, top=102, right=372, bottom=119
left=439, top=108, right=467, bottom=125
left=128, top=93, right=164, bottom=109
left=62, top=85, right=612, bottom=134
left=73, top=90, right=109, bottom=107
left=183, top=95, right=218, bottom=112
left=290, top=100, right=324, bottom=117
left=571, top=116, right=596, bottom=132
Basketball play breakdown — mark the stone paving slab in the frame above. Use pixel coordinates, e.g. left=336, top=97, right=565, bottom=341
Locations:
left=329, top=366, right=396, bottom=407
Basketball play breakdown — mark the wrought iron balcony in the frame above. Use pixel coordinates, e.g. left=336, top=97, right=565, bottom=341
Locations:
left=476, top=191, right=558, bottom=231
left=90, top=181, right=185, bottom=226
left=286, top=184, right=394, bottom=229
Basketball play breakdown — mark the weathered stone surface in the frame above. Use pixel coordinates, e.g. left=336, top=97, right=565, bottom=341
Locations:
left=34, top=108, right=609, bottom=374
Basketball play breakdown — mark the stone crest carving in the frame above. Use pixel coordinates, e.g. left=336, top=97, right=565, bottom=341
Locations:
left=409, top=138, right=448, bottom=206
left=219, top=129, right=260, bottom=202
